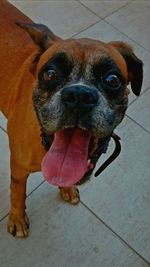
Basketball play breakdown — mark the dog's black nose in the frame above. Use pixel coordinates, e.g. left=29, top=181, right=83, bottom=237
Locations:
left=61, top=84, right=98, bottom=111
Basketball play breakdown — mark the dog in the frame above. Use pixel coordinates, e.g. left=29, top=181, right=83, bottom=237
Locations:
left=0, top=0, right=143, bottom=238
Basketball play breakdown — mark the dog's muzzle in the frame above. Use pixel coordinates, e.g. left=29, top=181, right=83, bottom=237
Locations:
left=61, top=84, right=98, bottom=111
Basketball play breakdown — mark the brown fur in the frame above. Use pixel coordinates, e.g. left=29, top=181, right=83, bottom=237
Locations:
left=0, top=0, right=143, bottom=237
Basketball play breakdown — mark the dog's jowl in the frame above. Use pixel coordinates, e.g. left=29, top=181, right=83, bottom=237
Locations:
left=0, top=0, right=143, bottom=237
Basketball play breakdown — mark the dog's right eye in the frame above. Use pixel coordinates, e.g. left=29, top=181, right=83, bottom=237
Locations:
left=43, top=69, right=58, bottom=81
left=102, top=73, right=121, bottom=90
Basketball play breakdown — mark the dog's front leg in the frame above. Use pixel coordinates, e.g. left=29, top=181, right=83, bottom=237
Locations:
left=59, top=186, right=80, bottom=204
left=8, top=173, right=29, bottom=238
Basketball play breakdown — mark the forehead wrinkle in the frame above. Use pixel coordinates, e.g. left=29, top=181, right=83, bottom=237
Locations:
left=40, top=51, right=71, bottom=70
left=37, top=42, right=62, bottom=72
left=87, top=55, right=122, bottom=72
left=37, top=38, right=128, bottom=79
left=59, top=47, right=85, bottom=65
left=85, top=51, right=127, bottom=80
left=76, top=41, right=128, bottom=79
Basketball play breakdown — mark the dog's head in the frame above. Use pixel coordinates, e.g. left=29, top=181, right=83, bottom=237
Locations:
left=17, top=22, right=143, bottom=186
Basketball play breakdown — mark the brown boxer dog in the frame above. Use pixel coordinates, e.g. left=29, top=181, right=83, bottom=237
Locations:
left=0, top=0, right=143, bottom=237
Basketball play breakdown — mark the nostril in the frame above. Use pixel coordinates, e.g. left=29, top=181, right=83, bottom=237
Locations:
left=61, top=88, right=77, bottom=109
left=64, top=92, right=76, bottom=104
left=61, top=85, right=98, bottom=110
left=83, top=92, right=97, bottom=105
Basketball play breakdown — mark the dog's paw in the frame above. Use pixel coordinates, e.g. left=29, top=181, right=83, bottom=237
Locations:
left=7, top=212, right=29, bottom=238
left=59, top=186, right=80, bottom=204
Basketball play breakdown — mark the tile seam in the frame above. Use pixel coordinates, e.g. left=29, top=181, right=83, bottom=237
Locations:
left=0, top=180, right=45, bottom=222
left=80, top=200, right=150, bottom=266
left=125, top=114, right=150, bottom=134
left=77, top=0, right=130, bottom=21
left=104, top=19, right=150, bottom=53
left=0, top=126, right=7, bottom=133
left=128, top=87, right=150, bottom=107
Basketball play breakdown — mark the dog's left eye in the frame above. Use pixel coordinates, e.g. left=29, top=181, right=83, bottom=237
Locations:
left=103, top=74, right=121, bottom=90
left=43, top=69, right=58, bottom=81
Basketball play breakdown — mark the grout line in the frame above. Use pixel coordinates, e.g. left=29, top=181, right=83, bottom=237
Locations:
left=98, top=2, right=132, bottom=21
left=71, top=19, right=101, bottom=38
left=126, top=114, right=150, bottom=134
left=77, top=0, right=130, bottom=21
left=77, top=0, right=103, bottom=19
left=0, top=180, right=45, bottom=222
left=27, top=180, right=45, bottom=198
left=0, top=213, right=9, bottom=222
left=128, top=86, right=150, bottom=107
left=0, top=126, right=7, bottom=133
left=80, top=200, right=150, bottom=265
left=74, top=2, right=150, bottom=54
left=104, top=19, right=150, bottom=54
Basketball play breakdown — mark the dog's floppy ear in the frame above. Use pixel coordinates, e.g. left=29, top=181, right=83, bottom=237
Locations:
left=16, top=22, right=61, bottom=74
left=16, top=22, right=61, bottom=50
left=109, top=41, right=143, bottom=96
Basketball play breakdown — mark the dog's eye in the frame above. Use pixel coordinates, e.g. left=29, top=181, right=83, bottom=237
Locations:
left=103, top=74, right=121, bottom=89
left=43, top=69, right=58, bottom=81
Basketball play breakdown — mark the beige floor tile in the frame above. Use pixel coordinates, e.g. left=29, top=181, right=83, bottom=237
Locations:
left=127, top=88, right=150, bottom=132
left=79, top=117, right=150, bottom=262
left=75, top=20, right=150, bottom=102
left=106, top=1, right=150, bottom=51
left=0, top=182, right=149, bottom=267
left=80, top=0, right=129, bottom=18
left=0, top=112, right=7, bottom=132
left=10, top=0, right=100, bottom=38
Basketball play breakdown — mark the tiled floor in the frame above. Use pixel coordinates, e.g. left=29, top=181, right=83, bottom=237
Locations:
left=0, top=1, right=150, bottom=266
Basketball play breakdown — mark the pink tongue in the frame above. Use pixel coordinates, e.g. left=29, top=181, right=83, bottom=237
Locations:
left=41, top=128, right=91, bottom=187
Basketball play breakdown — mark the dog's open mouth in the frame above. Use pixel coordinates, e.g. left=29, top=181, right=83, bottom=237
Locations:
left=41, top=127, right=96, bottom=187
